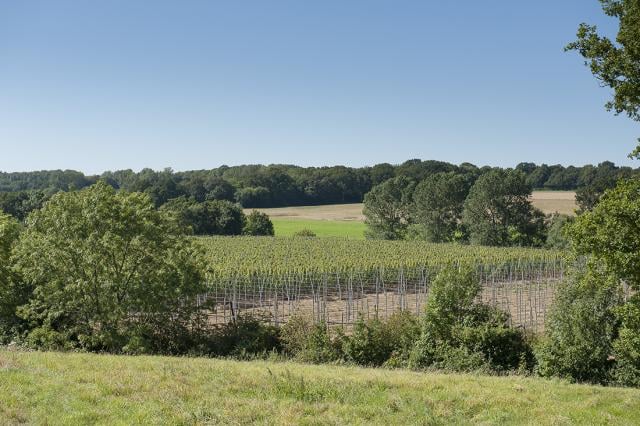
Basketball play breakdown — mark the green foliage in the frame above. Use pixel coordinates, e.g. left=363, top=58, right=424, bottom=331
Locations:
left=235, top=186, right=271, bottom=208
left=412, top=172, right=471, bottom=243
left=161, top=197, right=246, bottom=236
left=566, top=0, right=640, bottom=156
left=242, top=210, right=274, bottom=236
left=271, top=218, right=365, bottom=239
left=209, top=314, right=281, bottom=358
left=341, top=317, right=393, bottom=366
left=0, top=190, right=52, bottom=222
left=570, top=178, right=640, bottom=289
left=0, top=211, right=19, bottom=286
left=341, top=312, right=420, bottom=367
left=545, top=214, right=574, bottom=250
left=363, top=176, right=415, bottom=240
left=280, top=312, right=419, bottom=367
left=0, top=212, right=25, bottom=342
left=411, top=267, right=531, bottom=373
left=575, top=162, right=619, bottom=212
left=463, top=169, right=545, bottom=247
left=280, top=315, right=339, bottom=363
left=292, top=229, right=317, bottom=237
left=612, top=295, right=640, bottom=387
left=202, top=236, right=565, bottom=281
left=535, top=267, right=623, bottom=384
left=0, top=162, right=636, bottom=212
left=13, top=182, right=208, bottom=353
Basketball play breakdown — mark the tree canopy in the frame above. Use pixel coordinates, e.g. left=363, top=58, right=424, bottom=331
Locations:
left=363, top=176, right=415, bottom=240
left=412, top=172, right=471, bottom=243
left=243, top=210, right=275, bottom=236
left=12, top=182, right=208, bottom=353
left=462, top=170, right=545, bottom=247
left=570, top=178, right=640, bottom=289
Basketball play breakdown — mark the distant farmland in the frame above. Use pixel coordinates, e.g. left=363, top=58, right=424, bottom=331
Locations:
left=246, top=191, right=577, bottom=238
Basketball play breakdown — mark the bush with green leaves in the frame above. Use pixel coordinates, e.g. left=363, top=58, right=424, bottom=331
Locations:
left=612, top=295, right=640, bottom=387
left=280, top=315, right=339, bottom=363
left=208, top=314, right=281, bottom=358
left=0, top=211, right=24, bottom=342
left=243, top=210, right=274, bottom=236
left=545, top=213, right=574, bottom=250
left=535, top=266, right=623, bottom=384
left=13, top=182, right=209, bottom=354
left=410, top=266, right=531, bottom=373
left=339, top=311, right=420, bottom=367
left=341, top=317, right=394, bottom=366
left=293, top=229, right=317, bottom=238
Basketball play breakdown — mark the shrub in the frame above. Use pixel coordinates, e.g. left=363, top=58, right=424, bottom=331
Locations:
left=535, top=266, right=622, bottom=384
left=243, top=210, right=274, bottom=236
left=210, top=314, right=281, bottom=358
left=410, top=266, right=531, bottom=373
left=280, top=314, right=339, bottom=363
left=341, top=317, right=393, bottom=366
left=382, top=311, right=421, bottom=367
left=293, top=229, right=317, bottom=238
left=613, top=295, right=640, bottom=387
left=340, top=311, right=420, bottom=367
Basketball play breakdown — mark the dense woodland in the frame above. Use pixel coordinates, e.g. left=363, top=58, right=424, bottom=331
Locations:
left=0, top=160, right=633, bottom=220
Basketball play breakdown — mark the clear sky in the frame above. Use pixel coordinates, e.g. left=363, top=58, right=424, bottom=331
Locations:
left=1, top=1, right=638, bottom=174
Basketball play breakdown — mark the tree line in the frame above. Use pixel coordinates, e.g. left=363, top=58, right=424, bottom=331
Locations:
left=0, top=160, right=634, bottom=217
left=363, top=169, right=562, bottom=247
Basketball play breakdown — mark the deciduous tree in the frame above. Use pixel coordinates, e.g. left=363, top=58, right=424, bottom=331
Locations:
left=13, top=182, right=208, bottom=353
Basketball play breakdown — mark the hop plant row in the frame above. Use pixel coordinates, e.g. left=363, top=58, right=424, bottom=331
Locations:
left=199, top=237, right=566, bottom=280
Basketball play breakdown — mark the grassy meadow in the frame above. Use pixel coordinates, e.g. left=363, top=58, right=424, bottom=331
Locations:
left=271, top=218, right=366, bottom=238
left=1, top=350, right=639, bottom=425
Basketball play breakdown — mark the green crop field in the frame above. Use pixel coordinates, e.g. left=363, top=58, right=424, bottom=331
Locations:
left=200, top=237, right=564, bottom=278
left=271, top=218, right=366, bottom=238
left=0, top=350, right=638, bottom=425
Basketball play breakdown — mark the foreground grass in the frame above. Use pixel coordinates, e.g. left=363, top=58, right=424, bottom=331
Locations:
left=272, top=218, right=366, bottom=238
left=1, top=351, right=639, bottom=425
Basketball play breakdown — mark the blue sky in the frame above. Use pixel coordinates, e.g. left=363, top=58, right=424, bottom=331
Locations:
left=1, top=1, right=638, bottom=174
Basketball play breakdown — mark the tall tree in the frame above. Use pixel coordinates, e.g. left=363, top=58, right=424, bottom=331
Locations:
left=463, top=170, right=545, bottom=247
left=13, top=182, right=207, bottom=353
left=363, top=176, right=415, bottom=240
left=568, top=178, right=640, bottom=385
left=566, top=0, right=640, bottom=156
left=412, top=172, right=471, bottom=243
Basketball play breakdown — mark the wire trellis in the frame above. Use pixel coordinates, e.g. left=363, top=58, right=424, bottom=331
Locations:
left=202, top=259, right=566, bottom=333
